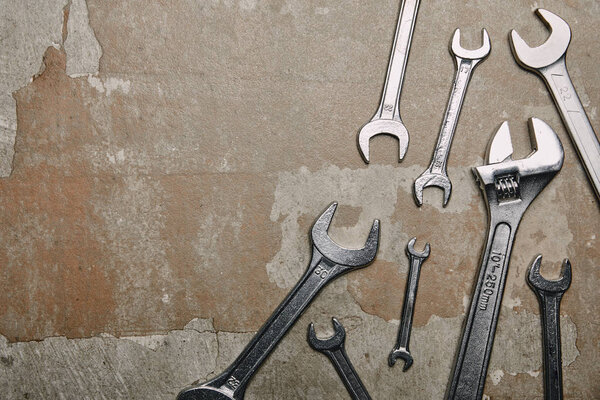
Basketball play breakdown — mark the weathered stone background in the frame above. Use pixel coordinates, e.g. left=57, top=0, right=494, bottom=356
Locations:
left=0, top=0, right=598, bottom=398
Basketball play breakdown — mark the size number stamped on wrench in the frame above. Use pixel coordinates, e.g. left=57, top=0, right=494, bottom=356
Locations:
left=478, top=224, right=510, bottom=312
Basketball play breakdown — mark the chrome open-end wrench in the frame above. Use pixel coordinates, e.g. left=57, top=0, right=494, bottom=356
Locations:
left=308, top=318, right=372, bottom=400
left=177, top=203, right=380, bottom=400
left=357, top=0, right=420, bottom=163
left=389, top=237, right=430, bottom=371
left=414, top=28, right=491, bottom=207
left=446, top=118, right=564, bottom=400
left=510, top=9, right=600, bottom=200
left=527, top=255, right=572, bottom=400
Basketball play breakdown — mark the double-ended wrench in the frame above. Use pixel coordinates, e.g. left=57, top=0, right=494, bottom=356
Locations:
left=446, top=118, right=564, bottom=400
left=308, top=318, right=372, bottom=400
left=527, top=255, right=572, bottom=400
left=177, top=203, right=379, bottom=400
left=357, top=0, right=420, bottom=163
left=510, top=9, right=600, bottom=200
left=414, top=28, right=490, bottom=207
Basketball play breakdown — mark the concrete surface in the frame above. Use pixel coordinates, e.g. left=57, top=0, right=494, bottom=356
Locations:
left=0, top=0, right=598, bottom=399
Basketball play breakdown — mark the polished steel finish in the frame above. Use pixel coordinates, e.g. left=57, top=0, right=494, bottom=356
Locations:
left=414, top=28, right=490, bottom=207
left=510, top=9, right=600, bottom=200
left=389, top=237, right=430, bottom=371
left=177, top=203, right=380, bottom=400
left=527, top=255, right=571, bottom=400
left=357, top=0, right=420, bottom=163
left=308, top=318, right=372, bottom=400
left=446, top=118, right=564, bottom=400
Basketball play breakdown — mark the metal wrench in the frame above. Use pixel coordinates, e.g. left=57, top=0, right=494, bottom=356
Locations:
left=308, top=318, right=372, bottom=400
left=176, top=203, right=380, bottom=400
left=510, top=9, right=600, bottom=200
left=527, top=255, right=572, bottom=400
left=414, top=29, right=491, bottom=207
left=357, top=0, right=420, bottom=163
left=446, top=118, right=564, bottom=400
left=389, top=237, right=430, bottom=371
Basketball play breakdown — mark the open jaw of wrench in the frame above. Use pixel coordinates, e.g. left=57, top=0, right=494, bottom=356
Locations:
left=357, top=0, right=420, bottom=163
left=413, top=28, right=491, bottom=207
left=308, top=318, right=372, bottom=400
left=510, top=9, right=600, bottom=201
left=446, top=118, right=564, bottom=400
left=389, top=237, right=430, bottom=371
left=176, top=203, right=379, bottom=400
left=527, top=255, right=572, bottom=400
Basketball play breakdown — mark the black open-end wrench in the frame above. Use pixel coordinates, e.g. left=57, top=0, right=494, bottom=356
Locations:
left=308, top=318, right=372, bottom=400
left=446, top=118, right=564, bottom=400
left=177, top=203, right=380, bottom=400
left=389, top=237, right=430, bottom=371
left=527, top=255, right=572, bottom=400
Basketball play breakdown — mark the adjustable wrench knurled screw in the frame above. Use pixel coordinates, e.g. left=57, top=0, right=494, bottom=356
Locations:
left=510, top=9, right=600, bottom=200
left=308, top=318, right=372, bottom=400
left=177, top=203, right=380, bottom=400
left=357, top=0, right=420, bottom=163
left=446, top=118, right=564, bottom=400
left=527, top=255, right=572, bottom=400
left=413, top=28, right=491, bottom=207
left=389, top=237, right=430, bottom=371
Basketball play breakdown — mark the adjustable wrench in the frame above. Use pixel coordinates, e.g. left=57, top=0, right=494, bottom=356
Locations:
left=446, top=118, right=564, bottom=400
left=177, top=203, right=380, bottom=400
left=510, top=9, right=600, bottom=200
left=357, top=0, right=420, bottom=163
left=414, top=29, right=491, bottom=207
left=308, top=318, right=372, bottom=400
left=389, top=237, right=430, bottom=371
left=527, top=255, right=572, bottom=400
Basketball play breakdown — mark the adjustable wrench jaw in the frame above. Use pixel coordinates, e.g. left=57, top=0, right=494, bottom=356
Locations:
left=474, top=118, right=564, bottom=221
left=510, top=9, right=571, bottom=71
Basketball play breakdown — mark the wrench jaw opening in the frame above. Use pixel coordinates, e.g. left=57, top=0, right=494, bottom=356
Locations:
left=307, top=318, right=346, bottom=352
left=527, top=255, right=572, bottom=295
left=357, top=119, right=410, bottom=164
left=388, top=348, right=413, bottom=371
left=509, top=9, right=571, bottom=71
left=312, top=202, right=380, bottom=270
left=474, top=118, right=564, bottom=217
left=413, top=173, right=452, bottom=207
left=450, top=28, right=491, bottom=61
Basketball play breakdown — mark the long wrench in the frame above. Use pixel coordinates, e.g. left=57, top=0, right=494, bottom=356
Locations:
left=308, top=318, right=372, bottom=400
left=510, top=9, right=600, bottom=200
left=357, top=0, right=420, bottom=163
left=413, top=28, right=491, bottom=207
left=388, top=237, right=430, bottom=371
left=446, top=118, right=564, bottom=400
left=177, top=203, right=380, bottom=400
left=527, top=255, right=572, bottom=400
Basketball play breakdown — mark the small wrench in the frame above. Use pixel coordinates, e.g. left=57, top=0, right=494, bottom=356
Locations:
left=308, top=318, right=372, bottom=400
left=177, top=203, right=380, bottom=400
left=357, top=0, right=420, bottom=163
left=389, top=237, right=430, bottom=371
left=446, top=118, right=564, bottom=400
left=510, top=9, right=600, bottom=200
left=527, top=255, right=572, bottom=400
left=414, top=28, right=491, bottom=207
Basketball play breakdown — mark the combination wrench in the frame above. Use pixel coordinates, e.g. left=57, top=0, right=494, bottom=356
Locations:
left=446, top=118, right=564, bottom=400
left=177, top=203, right=380, bottom=400
left=413, top=28, right=491, bottom=207
left=308, top=318, right=372, bottom=400
left=389, top=237, right=430, bottom=371
left=357, top=0, right=420, bottom=163
left=510, top=9, right=600, bottom=200
left=527, top=255, right=572, bottom=400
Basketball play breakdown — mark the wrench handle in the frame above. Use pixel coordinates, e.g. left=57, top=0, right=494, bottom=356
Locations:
left=212, top=250, right=340, bottom=397
left=394, top=255, right=424, bottom=350
left=447, top=219, right=518, bottom=400
left=327, top=349, right=372, bottom=400
left=537, top=294, right=565, bottom=400
left=540, top=60, right=600, bottom=200
left=428, top=58, right=479, bottom=175
left=375, top=0, right=420, bottom=120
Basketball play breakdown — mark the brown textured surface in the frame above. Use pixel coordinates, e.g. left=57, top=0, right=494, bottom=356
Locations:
left=0, top=0, right=598, bottom=399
